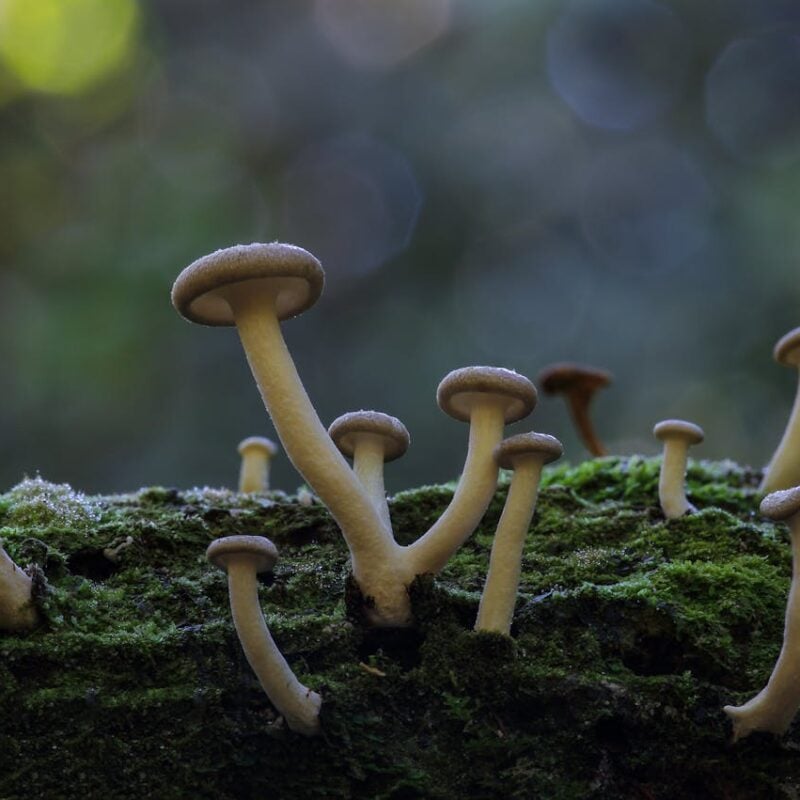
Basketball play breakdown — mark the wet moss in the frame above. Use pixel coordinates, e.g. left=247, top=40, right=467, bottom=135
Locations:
left=0, top=458, right=798, bottom=799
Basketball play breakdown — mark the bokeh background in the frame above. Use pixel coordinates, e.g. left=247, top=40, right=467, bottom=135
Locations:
left=1, top=0, right=799, bottom=494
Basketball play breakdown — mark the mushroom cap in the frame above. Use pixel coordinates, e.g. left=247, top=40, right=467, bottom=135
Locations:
left=207, top=535, right=278, bottom=573
left=495, top=432, right=563, bottom=470
left=172, top=242, right=324, bottom=326
left=774, top=327, right=800, bottom=368
left=328, top=410, right=410, bottom=462
left=437, top=366, right=537, bottom=424
left=237, top=436, right=279, bottom=457
left=653, top=419, right=704, bottom=445
left=760, top=486, right=800, bottom=521
left=538, top=362, right=612, bottom=396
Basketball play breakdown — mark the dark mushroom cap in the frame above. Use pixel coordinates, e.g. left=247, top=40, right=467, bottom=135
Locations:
left=437, top=366, right=537, bottom=424
left=653, top=419, right=704, bottom=445
left=328, top=411, right=410, bottom=462
left=238, top=436, right=279, bottom=457
left=207, top=535, right=278, bottom=573
left=774, top=327, right=800, bottom=368
left=172, top=243, right=324, bottom=326
left=494, top=432, right=563, bottom=470
left=760, top=486, right=800, bottom=521
left=538, top=362, right=612, bottom=396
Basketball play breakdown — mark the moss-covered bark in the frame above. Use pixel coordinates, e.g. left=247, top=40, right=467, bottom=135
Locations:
left=0, top=459, right=798, bottom=799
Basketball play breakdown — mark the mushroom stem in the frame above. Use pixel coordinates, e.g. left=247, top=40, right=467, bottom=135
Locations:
left=658, top=440, right=694, bottom=519
left=352, top=434, right=392, bottom=531
left=224, top=553, right=321, bottom=735
left=567, top=393, right=606, bottom=457
left=406, top=402, right=505, bottom=575
left=724, top=489, right=800, bottom=740
left=225, top=285, right=396, bottom=566
left=0, top=543, right=38, bottom=632
left=475, top=460, right=542, bottom=634
left=761, top=375, right=800, bottom=495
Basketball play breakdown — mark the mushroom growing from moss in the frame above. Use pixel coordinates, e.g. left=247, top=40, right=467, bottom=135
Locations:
left=724, top=486, right=800, bottom=740
left=207, top=535, right=321, bottom=736
left=475, top=432, right=562, bottom=635
left=761, top=327, right=800, bottom=495
left=0, top=542, right=38, bottom=632
left=537, top=362, right=611, bottom=456
left=238, top=436, right=278, bottom=493
left=173, top=244, right=538, bottom=627
left=328, top=410, right=410, bottom=531
left=653, top=419, right=704, bottom=519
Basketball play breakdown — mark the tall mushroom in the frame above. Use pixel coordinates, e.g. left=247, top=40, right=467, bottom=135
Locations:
left=475, top=432, right=562, bottom=635
left=328, top=411, right=410, bottom=531
left=207, top=535, right=321, bottom=736
left=406, top=366, right=538, bottom=575
left=238, top=436, right=279, bottom=493
left=0, top=542, right=38, bottom=632
left=537, top=363, right=611, bottom=457
left=724, top=486, right=800, bottom=740
left=653, top=419, right=704, bottom=519
left=761, top=327, right=800, bottom=494
left=174, top=244, right=538, bottom=627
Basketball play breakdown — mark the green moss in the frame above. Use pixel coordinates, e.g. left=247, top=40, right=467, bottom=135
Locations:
left=0, top=459, right=798, bottom=798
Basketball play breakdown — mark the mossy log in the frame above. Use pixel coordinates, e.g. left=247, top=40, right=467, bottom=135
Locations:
left=0, top=458, right=798, bottom=799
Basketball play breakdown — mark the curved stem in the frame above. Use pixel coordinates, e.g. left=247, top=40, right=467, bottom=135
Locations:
left=761, top=373, right=800, bottom=494
left=724, top=521, right=800, bottom=740
left=226, top=287, right=398, bottom=569
left=567, top=393, right=606, bottom=457
left=659, top=442, right=694, bottom=519
left=405, top=402, right=505, bottom=575
left=475, top=459, right=542, bottom=634
left=352, top=435, right=391, bottom=531
left=227, top=559, right=321, bottom=735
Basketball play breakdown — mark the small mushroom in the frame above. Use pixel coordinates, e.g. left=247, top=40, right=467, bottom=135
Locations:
left=475, top=432, right=562, bottom=635
left=207, top=535, right=321, bottom=736
left=724, top=486, right=800, bottom=740
left=406, top=366, right=538, bottom=575
left=238, top=436, right=279, bottom=493
left=0, top=542, right=38, bottom=632
left=537, top=363, right=611, bottom=457
left=761, top=327, right=800, bottom=494
left=328, top=411, right=410, bottom=531
left=653, top=419, right=704, bottom=519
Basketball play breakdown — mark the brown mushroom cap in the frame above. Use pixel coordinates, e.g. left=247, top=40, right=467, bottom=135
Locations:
left=172, top=243, right=324, bottom=326
left=328, top=411, right=410, bottom=462
left=207, top=535, right=278, bottom=573
left=437, top=366, right=537, bottom=424
left=238, top=436, right=279, bottom=457
left=760, top=486, right=800, bottom=521
left=494, top=432, right=563, bottom=470
left=538, top=362, right=612, bottom=396
left=774, top=327, right=800, bottom=368
left=653, top=419, right=704, bottom=445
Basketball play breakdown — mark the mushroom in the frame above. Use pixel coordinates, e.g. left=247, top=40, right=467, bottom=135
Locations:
left=761, top=327, right=800, bottom=494
left=724, top=486, right=800, bottom=740
left=653, top=419, right=704, bottom=519
left=537, top=363, right=611, bottom=457
left=174, top=245, right=539, bottom=627
left=475, top=432, right=563, bottom=635
left=238, top=436, right=279, bottom=493
left=207, top=535, right=321, bottom=736
left=328, top=411, right=410, bottom=531
left=405, top=366, right=538, bottom=575
left=0, top=542, right=38, bottom=632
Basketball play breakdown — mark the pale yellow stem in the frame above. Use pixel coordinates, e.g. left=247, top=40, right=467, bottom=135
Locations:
left=352, top=434, right=392, bottom=531
left=762, top=374, right=800, bottom=494
left=659, top=441, right=694, bottom=519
